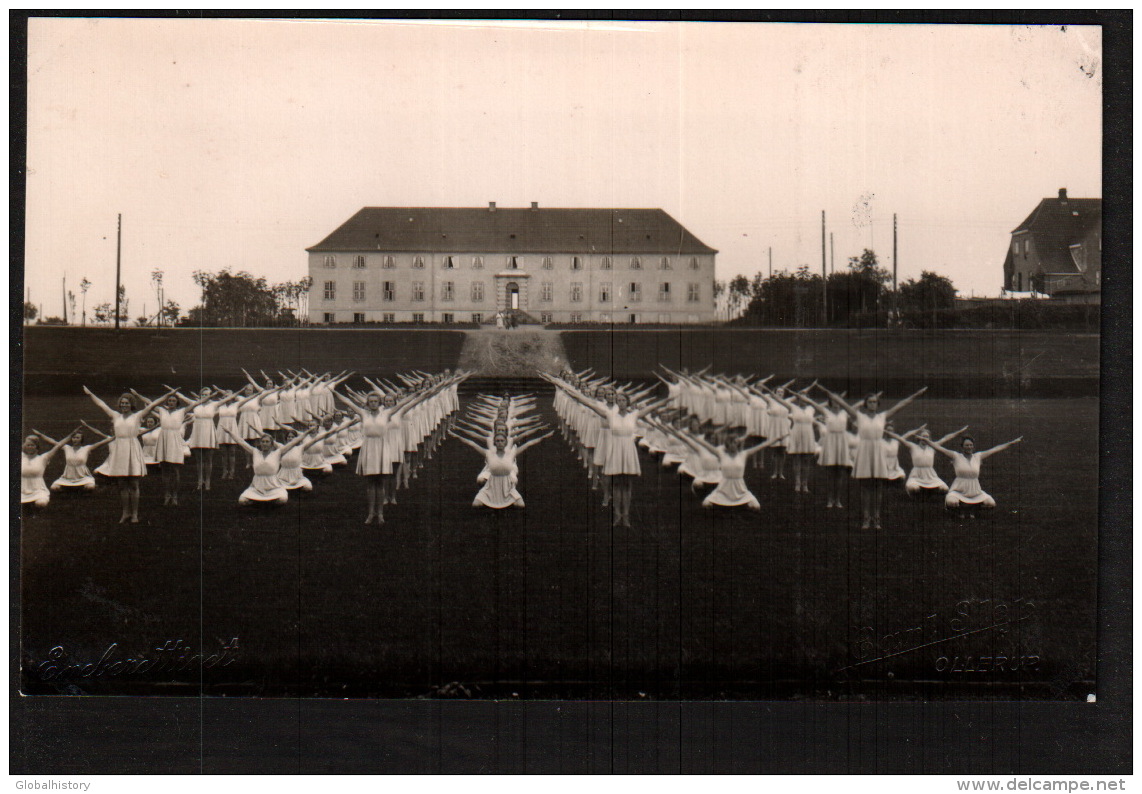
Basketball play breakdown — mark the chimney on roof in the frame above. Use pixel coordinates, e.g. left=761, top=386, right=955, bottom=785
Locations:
left=1058, top=188, right=1068, bottom=201
left=488, top=201, right=497, bottom=212
left=530, top=202, right=539, bottom=211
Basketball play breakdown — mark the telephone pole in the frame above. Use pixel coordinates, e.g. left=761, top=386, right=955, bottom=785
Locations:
left=114, top=214, right=122, bottom=330
left=893, top=213, right=898, bottom=318
left=821, top=211, right=828, bottom=325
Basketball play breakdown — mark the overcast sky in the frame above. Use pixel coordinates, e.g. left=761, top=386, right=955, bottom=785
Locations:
left=24, top=19, right=1102, bottom=317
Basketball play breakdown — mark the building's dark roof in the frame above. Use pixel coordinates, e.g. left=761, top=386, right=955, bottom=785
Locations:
left=307, top=207, right=718, bottom=255
left=1011, top=192, right=1101, bottom=274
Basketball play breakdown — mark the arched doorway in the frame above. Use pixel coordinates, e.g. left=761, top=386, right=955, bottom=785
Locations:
left=506, top=282, right=519, bottom=310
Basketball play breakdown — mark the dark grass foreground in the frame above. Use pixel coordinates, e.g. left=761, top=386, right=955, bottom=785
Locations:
left=20, top=389, right=1096, bottom=699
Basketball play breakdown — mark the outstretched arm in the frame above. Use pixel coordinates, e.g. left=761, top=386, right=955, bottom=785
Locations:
left=884, top=387, right=928, bottom=420
left=900, top=424, right=928, bottom=441
left=221, top=427, right=258, bottom=455
left=979, top=436, right=1023, bottom=459
left=634, top=397, right=671, bottom=420
left=34, top=428, right=79, bottom=457
left=741, top=437, right=777, bottom=458
left=928, top=440, right=957, bottom=459
left=448, top=430, right=489, bottom=455
left=814, top=384, right=859, bottom=420
left=334, top=391, right=368, bottom=416
left=79, top=420, right=112, bottom=439
left=140, top=387, right=181, bottom=418
left=514, top=430, right=554, bottom=454
left=936, top=426, right=969, bottom=446
left=82, top=386, right=118, bottom=418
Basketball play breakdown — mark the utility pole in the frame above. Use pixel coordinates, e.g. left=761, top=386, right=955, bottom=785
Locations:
left=62, top=275, right=68, bottom=324
left=767, top=246, right=772, bottom=279
left=821, top=211, right=828, bottom=325
left=114, top=214, right=122, bottom=330
left=893, top=213, right=898, bottom=320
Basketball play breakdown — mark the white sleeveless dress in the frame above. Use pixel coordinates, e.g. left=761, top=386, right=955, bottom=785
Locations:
left=702, top=451, right=760, bottom=509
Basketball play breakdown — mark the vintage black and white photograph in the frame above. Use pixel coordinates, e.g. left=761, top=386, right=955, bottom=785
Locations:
left=14, top=15, right=1124, bottom=773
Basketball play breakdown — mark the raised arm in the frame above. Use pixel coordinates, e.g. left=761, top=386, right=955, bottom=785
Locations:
left=900, top=424, right=928, bottom=441
left=634, top=397, right=671, bottom=420
left=814, top=384, right=860, bottom=420
left=562, top=388, right=610, bottom=419
left=242, top=368, right=262, bottom=389
left=79, top=419, right=112, bottom=439
left=979, top=437, right=1023, bottom=459
left=140, top=387, right=182, bottom=418
left=936, top=426, right=969, bottom=446
left=221, top=426, right=258, bottom=455
left=448, top=430, right=489, bottom=455
left=333, top=391, right=367, bottom=416
left=82, top=386, right=119, bottom=419
left=884, top=387, right=928, bottom=419
left=928, top=440, right=957, bottom=459
left=741, top=437, right=778, bottom=458
left=34, top=428, right=79, bottom=457
left=514, top=431, right=554, bottom=455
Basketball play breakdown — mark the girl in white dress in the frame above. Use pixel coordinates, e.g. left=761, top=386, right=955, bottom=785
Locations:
left=186, top=386, right=231, bottom=490
left=452, top=430, right=553, bottom=509
left=140, top=415, right=161, bottom=466
left=882, top=421, right=905, bottom=483
left=275, top=428, right=312, bottom=494
left=887, top=425, right=969, bottom=495
left=562, top=384, right=668, bottom=528
left=235, top=382, right=274, bottom=469
left=86, top=386, right=175, bottom=522
left=816, top=385, right=928, bottom=530
left=49, top=426, right=113, bottom=491
left=255, top=374, right=281, bottom=434
left=799, top=387, right=854, bottom=508
left=142, top=387, right=210, bottom=504
left=300, top=419, right=335, bottom=475
left=22, top=430, right=77, bottom=507
left=931, top=435, right=1023, bottom=517
left=337, top=384, right=445, bottom=524
left=698, top=435, right=776, bottom=510
left=215, top=391, right=247, bottom=481
left=221, top=429, right=305, bottom=505
left=762, top=383, right=794, bottom=479
left=765, top=384, right=818, bottom=494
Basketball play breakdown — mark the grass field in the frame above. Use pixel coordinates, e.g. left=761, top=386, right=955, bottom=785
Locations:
left=561, top=329, right=1100, bottom=397
left=18, top=328, right=1098, bottom=700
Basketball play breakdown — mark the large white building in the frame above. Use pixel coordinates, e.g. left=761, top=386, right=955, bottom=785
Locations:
left=306, top=204, right=718, bottom=324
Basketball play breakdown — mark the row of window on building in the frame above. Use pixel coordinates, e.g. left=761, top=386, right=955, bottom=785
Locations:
left=321, top=312, right=703, bottom=324
left=321, top=281, right=703, bottom=303
left=321, top=254, right=702, bottom=271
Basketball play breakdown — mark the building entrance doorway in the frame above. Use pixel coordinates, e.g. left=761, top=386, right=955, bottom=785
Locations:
left=507, top=282, right=519, bottom=310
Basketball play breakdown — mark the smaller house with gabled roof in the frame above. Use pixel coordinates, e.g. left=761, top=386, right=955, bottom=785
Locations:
left=1003, top=188, right=1101, bottom=303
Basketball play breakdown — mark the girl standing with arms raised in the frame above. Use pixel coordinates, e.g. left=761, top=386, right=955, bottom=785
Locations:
left=816, top=385, right=928, bottom=529
left=87, top=386, right=176, bottom=522
left=140, top=387, right=209, bottom=506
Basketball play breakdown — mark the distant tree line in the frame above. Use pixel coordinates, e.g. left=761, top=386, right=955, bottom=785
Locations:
left=184, top=270, right=313, bottom=327
left=717, top=249, right=957, bottom=328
